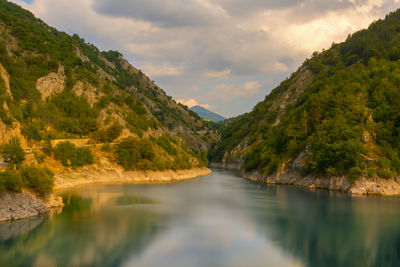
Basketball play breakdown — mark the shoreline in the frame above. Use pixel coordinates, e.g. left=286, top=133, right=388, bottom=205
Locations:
left=210, top=162, right=400, bottom=196
left=0, top=167, right=211, bottom=222
left=54, top=167, right=211, bottom=191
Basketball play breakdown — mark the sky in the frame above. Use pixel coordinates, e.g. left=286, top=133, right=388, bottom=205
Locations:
left=12, top=0, right=400, bottom=118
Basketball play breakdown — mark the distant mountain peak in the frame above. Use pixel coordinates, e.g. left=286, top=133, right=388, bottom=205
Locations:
left=190, top=105, right=226, bottom=122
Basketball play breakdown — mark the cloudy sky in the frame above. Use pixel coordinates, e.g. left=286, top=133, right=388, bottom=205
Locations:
left=11, top=0, right=400, bottom=117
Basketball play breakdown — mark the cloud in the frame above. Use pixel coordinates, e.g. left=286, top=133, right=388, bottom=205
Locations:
left=204, top=69, right=231, bottom=79
left=177, top=98, right=199, bottom=108
left=208, top=81, right=262, bottom=102
left=9, top=0, right=400, bottom=117
left=141, top=62, right=183, bottom=77
left=93, top=0, right=228, bottom=28
left=176, top=98, right=212, bottom=110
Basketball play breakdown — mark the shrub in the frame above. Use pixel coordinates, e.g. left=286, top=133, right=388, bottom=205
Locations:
left=22, top=124, right=42, bottom=141
left=347, top=166, right=363, bottom=184
left=116, top=137, right=155, bottom=170
left=21, top=165, right=54, bottom=196
left=53, top=141, right=93, bottom=167
left=171, top=156, right=192, bottom=170
left=101, top=143, right=112, bottom=151
left=195, top=150, right=208, bottom=166
left=73, top=147, right=94, bottom=166
left=94, top=122, right=123, bottom=143
left=377, top=169, right=392, bottom=179
left=34, top=151, right=45, bottom=163
left=43, top=139, right=53, bottom=156
left=151, top=134, right=177, bottom=156
left=0, top=169, right=23, bottom=192
left=1, top=137, right=25, bottom=166
left=367, top=167, right=376, bottom=178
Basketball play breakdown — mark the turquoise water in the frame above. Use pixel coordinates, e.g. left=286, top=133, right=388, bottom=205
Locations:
left=1, top=169, right=400, bottom=267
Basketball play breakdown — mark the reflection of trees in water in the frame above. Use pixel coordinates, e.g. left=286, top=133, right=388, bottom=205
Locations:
left=251, top=186, right=400, bottom=267
left=0, top=194, right=168, bottom=267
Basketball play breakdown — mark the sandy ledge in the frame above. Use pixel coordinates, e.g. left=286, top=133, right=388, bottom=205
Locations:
left=54, top=167, right=211, bottom=191
left=210, top=162, right=400, bottom=196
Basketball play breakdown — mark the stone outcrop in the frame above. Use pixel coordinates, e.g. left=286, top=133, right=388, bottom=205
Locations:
left=36, top=65, right=65, bottom=100
left=72, top=80, right=103, bottom=106
left=213, top=163, right=400, bottom=196
left=0, top=63, right=13, bottom=97
left=0, top=192, right=47, bottom=222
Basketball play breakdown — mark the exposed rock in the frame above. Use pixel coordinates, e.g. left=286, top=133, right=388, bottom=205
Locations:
left=0, top=192, right=47, bottom=222
left=97, top=67, right=116, bottom=82
left=0, top=63, right=13, bottom=97
left=213, top=163, right=400, bottom=195
left=44, top=194, right=64, bottom=209
left=36, top=65, right=65, bottom=100
left=98, top=54, right=116, bottom=69
left=72, top=81, right=103, bottom=106
left=292, top=145, right=310, bottom=170
left=75, top=47, right=89, bottom=63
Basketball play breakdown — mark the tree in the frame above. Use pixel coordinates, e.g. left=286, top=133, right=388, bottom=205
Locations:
left=1, top=137, right=25, bottom=166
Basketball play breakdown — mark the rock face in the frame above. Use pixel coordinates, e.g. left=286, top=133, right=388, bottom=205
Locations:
left=0, top=192, right=47, bottom=222
left=72, top=80, right=103, bottom=106
left=36, top=65, right=65, bottom=100
left=213, top=164, right=400, bottom=196
left=0, top=63, right=13, bottom=97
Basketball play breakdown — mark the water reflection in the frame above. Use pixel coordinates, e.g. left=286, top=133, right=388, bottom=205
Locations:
left=1, top=169, right=400, bottom=267
left=248, top=186, right=400, bottom=267
left=0, top=189, right=168, bottom=267
left=0, top=214, right=47, bottom=242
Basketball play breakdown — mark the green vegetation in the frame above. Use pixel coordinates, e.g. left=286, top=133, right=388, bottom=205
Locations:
left=116, top=137, right=156, bottom=170
left=150, top=134, right=178, bottom=156
left=53, top=142, right=94, bottom=167
left=1, top=137, right=25, bottom=165
left=21, top=165, right=54, bottom=196
left=94, top=122, right=123, bottom=143
left=0, top=137, right=54, bottom=195
left=0, top=168, right=23, bottom=192
left=0, top=166, right=54, bottom=196
left=210, top=9, right=400, bottom=181
left=115, top=135, right=204, bottom=171
left=0, top=0, right=212, bottom=181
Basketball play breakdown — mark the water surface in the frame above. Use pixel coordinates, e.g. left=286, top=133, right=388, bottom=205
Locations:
left=1, top=169, right=400, bottom=267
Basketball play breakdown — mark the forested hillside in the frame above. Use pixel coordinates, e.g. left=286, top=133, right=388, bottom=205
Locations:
left=210, top=9, right=400, bottom=183
left=0, top=0, right=212, bottom=194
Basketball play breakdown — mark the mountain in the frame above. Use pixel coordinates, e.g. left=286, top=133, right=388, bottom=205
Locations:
left=209, top=9, right=400, bottom=192
left=190, top=105, right=226, bottom=122
left=0, top=0, right=215, bottom=182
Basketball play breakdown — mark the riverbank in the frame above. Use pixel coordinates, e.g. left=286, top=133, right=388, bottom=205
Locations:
left=210, top=162, right=400, bottom=195
left=0, top=167, right=211, bottom=222
left=54, top=167, right=211, bottom=190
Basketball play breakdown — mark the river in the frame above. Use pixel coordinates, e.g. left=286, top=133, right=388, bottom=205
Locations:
left=1, top=169, right=400, bottom=267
